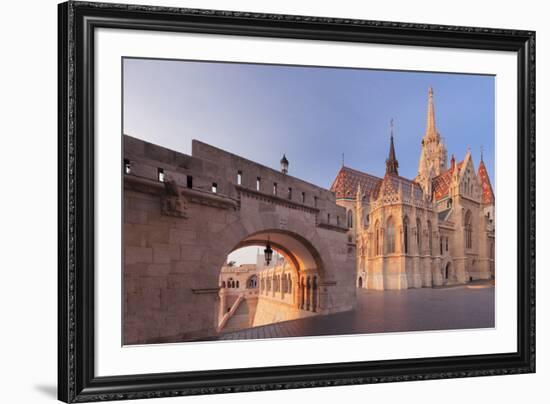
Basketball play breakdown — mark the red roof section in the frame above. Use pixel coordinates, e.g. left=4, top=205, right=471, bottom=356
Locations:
left=330, top=166, right=382, bottom=199
left=432, top=169, right=452, bottom=201
left=478, top=159, right=495, bottom=204
left=432, top=161, right=463, bottom=201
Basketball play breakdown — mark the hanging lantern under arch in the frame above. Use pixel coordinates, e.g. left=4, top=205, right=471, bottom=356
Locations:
left=264, top=237, right=273, bottom=266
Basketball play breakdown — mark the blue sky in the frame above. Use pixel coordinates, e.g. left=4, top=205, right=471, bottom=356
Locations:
left=123, top=58, right=495, bottom=264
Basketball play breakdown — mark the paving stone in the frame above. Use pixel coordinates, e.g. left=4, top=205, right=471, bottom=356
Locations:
left=217, top=284, right=494, bottom=341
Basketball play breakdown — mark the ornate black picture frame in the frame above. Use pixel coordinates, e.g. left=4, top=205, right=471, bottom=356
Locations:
left=58, top=1, right=535, bottom=402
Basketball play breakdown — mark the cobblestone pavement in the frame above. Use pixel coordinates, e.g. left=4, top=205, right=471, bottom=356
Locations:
left=217, top=281, right=495, bottom=341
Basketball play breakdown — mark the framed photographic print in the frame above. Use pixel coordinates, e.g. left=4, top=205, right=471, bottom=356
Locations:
left=58, top=1, right=535, bottom=402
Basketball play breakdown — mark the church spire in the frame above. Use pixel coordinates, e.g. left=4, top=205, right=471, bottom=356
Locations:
left=425, top=86, right=437, bottom=140
left=416, top=87, right=447, bottom=181
left=386, top=119, right=399, bottom=176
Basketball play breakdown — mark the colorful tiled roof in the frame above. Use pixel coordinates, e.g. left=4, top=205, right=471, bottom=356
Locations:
left=478, top=159, right=495, bottom=204
left=330, top=166, right=382, bottom=199
left=432, top=170, right=452, bottom=201
left=432, top=161, right=463, bottom=201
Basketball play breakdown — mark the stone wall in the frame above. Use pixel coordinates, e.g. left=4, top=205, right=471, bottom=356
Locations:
left=123, top=135, right=356, bottom=344
left=252, top=296, right=316, bottom=327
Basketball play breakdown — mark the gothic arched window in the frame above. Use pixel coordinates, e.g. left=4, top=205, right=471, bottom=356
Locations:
left=247, top=275, right=257, bottom=289
left=403, top=216, right=409, bottom=254
left=374, top=220, right=381, bottom=256
left=347, top=210, right=353, bottom=228
left=386, top=216, right=396, bottom=254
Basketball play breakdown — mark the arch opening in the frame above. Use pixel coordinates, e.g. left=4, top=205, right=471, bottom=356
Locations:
left=443, top=261, right=455, bottom=284
left=217, top=229, right=323, bottom=334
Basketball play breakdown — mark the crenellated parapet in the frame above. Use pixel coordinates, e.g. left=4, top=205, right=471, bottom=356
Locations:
left=124, top=135, right=348, bottom=232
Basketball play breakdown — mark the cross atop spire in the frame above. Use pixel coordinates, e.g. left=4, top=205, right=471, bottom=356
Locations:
left=386, top=118, right=399, bottom=176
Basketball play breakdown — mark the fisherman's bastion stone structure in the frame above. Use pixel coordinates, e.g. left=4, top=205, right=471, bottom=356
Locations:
left=123, top=133, right=354, bottom=344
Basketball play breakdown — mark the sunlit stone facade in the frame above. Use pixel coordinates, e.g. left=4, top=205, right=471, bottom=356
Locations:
left=331, top=88, right=495, bottom=290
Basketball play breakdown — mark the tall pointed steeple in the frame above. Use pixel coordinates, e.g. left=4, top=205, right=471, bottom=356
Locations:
left=385, top=119, right=399, bottom=176
left=425, top=86, right=438, bottom=140
left=416, top=87, right=447, bottom=180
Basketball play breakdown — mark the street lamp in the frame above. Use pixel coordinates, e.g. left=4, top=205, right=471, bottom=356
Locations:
left=280, top=154, right=289, bottom=175
left=264, top=237, right=273, bottom=266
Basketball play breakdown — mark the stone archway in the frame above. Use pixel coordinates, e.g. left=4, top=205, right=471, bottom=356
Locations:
left=123, top=135, right=356, bottom=344
left=231, top=229, right=324, bottom=275
left=226, top=229, right=323, bottom=312
left=246, top=274, right=257, bottom=289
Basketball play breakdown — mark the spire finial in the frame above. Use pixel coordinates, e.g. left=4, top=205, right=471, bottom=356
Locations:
left=480, top=145, right=484, bottom=162
left=385, top=118, right=399, bottom=176
left=342, top=152, right=345, bottom=167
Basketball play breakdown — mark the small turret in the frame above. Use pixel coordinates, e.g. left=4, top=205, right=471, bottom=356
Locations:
left=385, top=119, right=399, bottom=176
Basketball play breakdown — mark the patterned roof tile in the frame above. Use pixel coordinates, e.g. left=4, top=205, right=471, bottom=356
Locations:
left=432, top=161, right=463, bottom=201
left=478, top=160, right=495, bottom=204
left=330, top=166, right=425, bottom=201
left=330, top=166, right=382, bottom=199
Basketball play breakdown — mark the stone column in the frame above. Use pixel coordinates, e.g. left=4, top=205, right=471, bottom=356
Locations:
left=218, top=288, right=227, bottom=325
left=305, top=276, right=310, bottom=310
left=312, top=277, right=318, bottom=312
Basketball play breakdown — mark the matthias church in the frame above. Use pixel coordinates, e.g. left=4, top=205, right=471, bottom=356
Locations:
left=331, top=88, right=495, bottom=290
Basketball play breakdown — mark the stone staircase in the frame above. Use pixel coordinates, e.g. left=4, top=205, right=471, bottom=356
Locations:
left=217, top=294, right=258, bottom=332
left=223, top=299, right=252, bottom=332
